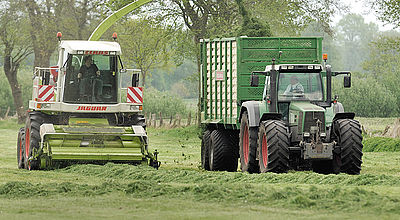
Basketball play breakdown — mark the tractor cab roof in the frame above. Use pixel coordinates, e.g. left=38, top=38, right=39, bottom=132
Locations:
left=265, top=64, right=324, bottom=73
left=60, top=40, right=121, bottom=55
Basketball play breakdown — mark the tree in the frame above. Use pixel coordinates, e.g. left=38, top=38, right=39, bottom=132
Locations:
left=371, top=0, right=400, bottom=28
left=23, top=0, right=105, bottom=67
left=0, top=0, right=33, bottom=123
left=236, top=0, right=271, bottom=37
left=116, top=17, right=178, bottom=86
left=335, top=14, right=379, bottom=71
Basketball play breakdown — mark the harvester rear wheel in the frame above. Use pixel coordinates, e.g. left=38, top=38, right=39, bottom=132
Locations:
left=239, top=112, right=259, bottom=173
left=201, top=129, right=211, bottom=170
left=209, top=130, right=238, bottom=171
left=258, top=120, right=290, bottom=173
left=17, top=128, right=25, bottom=169
left=24, top=112, right=45, bottom=170
left=335, top=119, right=363, bottom=174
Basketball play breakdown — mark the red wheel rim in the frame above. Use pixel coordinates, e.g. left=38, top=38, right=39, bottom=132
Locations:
left=25, top=127, right=30, bottom=168
left=243, top=125, right=249, bottom=164
left=262, top=133, right=268, bottom=168
left=19, top=137, right=22, bottom=161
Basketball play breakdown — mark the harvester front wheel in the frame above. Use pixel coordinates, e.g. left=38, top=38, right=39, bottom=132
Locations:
left=335, top=119, right=363, bottom=174
left=24, top=112, right=45, bottom=170
left=239, top=112, right=259, bottom=173
left=17, top=128, right=25, bottom=169
left=258, top=120, right=290, bottom=173
left=201, top=130, right=212, bottom=170
left=209, top=130, right=238, bottom=171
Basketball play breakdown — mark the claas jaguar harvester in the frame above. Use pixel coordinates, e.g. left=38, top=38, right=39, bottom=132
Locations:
left=200, top=37, right=363, bottom=174
left=16, top=33, right=160, bottom=170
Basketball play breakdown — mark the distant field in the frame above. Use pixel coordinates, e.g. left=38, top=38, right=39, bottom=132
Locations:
left=1, top=118, right=400, bottom=219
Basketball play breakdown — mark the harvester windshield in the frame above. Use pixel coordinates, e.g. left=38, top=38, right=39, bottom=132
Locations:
left=278, top=72, right=323, bottom=101
left=63, top=54, right=119, bottom=104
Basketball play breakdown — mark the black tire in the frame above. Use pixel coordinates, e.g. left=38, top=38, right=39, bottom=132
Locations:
left=335, top=119, right=363, bottom=174
left=24, top=112, right=46, bottom=170
left=17, top=128, right=25, bottom=169
left=209, top=130, right=238, bottom=171
left=239, top=112, right=259, bottom=173
left=258, top=120, right=290, bottom=173
left=201, top=130, right=212, bottom=170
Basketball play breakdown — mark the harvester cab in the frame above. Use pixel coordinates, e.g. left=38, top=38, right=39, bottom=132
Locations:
left=250, top=58, right=362, bottom=174
left=16, top=33, right=160, bottom=170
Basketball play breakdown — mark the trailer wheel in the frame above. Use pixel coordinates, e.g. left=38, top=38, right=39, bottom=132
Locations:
left=335, top=119, right=363, bottom=174
left=17, top=128, right=25, bottom=169
left=258, top=120, right=290, bottom=173
left=201, top=130, right=211, bottom=170
left=239, top=112, right=259, bottom=173
left=24, top=112, right=45, bottom=170
left=209, top=130, right=238, bottom=171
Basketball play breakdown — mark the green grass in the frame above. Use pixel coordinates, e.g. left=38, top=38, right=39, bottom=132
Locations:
left=1, top=119, right=400, bottom=219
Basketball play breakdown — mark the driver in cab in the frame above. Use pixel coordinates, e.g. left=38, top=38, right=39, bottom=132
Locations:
left=77, top=55, right=103, bottom=100
left=283, top=76, right=304, bottom=95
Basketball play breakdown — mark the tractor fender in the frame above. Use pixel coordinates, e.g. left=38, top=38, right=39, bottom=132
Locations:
left=260, top=112, right=282, bottom=122
left=240, top=101, right=261, bottom=127
left=333, top=112, right=355, bottom=121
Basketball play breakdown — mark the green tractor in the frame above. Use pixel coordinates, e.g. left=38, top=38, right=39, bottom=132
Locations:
left=16, top=33, right=160, bottom=170
left=199, top=37, right=363, bottom=174
left=247, top=60, right=362, bottom=174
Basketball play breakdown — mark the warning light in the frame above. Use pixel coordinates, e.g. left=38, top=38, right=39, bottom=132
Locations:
left=112, top=32, right=118, bottom=41
left=139, top=106, right=143, bottom=111
left=323, top=53, right=328, bottom=61
left=57, top=32, right=62, bottom=42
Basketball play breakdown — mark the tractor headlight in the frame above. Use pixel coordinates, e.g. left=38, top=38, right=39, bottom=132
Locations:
left=303, top=132, right=310, bottom=137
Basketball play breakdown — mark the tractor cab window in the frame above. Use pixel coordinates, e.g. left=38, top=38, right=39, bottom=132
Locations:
left=63, top=54, right=118, bottom=104
left=278, top=72, right=323, bottom=102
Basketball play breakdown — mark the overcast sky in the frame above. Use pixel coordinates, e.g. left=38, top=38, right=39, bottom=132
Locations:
left=333, top=0, right=395, bottom=31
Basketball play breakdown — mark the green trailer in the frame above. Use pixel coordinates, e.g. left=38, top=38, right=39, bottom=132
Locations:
left=200, top=37, right=363, bottom=174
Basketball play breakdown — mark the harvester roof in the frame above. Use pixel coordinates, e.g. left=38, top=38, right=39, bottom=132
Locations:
left=60, top=40, right=122, bottom=55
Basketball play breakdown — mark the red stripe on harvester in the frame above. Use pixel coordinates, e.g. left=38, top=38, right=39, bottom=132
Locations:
left=131, top=88, right=143, bottom=103
left=39, top=86, right=52, bottom=98
left=44, top=92, right=54, bottom=101
left=127, top=93, right=134, bottom=103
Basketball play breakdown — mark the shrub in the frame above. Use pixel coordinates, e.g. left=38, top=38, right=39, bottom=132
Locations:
left=143, top=87, right=189, bottom=117
left=363, top=137, right=400, bottom=152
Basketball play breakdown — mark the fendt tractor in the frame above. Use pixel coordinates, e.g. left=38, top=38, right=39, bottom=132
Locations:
left=200, top=37, right=363, bottom=174
left=16, top=33, right=159, bottom=170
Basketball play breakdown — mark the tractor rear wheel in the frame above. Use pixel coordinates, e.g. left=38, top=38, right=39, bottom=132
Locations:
left=209, top=130, right=238, bottom=171
left=201, top=129, right=212, bottom=170
left=335, top=119, right=363, bottom=174
left=258, top=120, right=290, bottom=173
left=239, top=112, right=259, bottom=173
left=17, top=128, right=25, bottom=169
left=24, top=112, right=46, bottom=170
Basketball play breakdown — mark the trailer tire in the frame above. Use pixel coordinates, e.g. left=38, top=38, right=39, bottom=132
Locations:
left=17, top=128, right=25, bottom=169
left=201, top=130, right=212, bottom=170
left=258, top=120, right=290, bottom=173
left=335, top=119, right=363, bottom=174
left=239, top=112, right=259, bottom=173
left=209, top=130, right=238, bottom=171
left=24, top=112, right=45, bottom=170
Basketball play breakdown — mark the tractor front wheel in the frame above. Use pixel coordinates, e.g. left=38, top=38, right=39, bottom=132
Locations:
left=258, top=120, right=290, bottom=173
left=335, top=119, right=363, bottom=174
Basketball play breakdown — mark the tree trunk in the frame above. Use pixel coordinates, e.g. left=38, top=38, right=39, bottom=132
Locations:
left=4, top=53, right=26, bottom=124
left=33, top=48, right=52, bottom=67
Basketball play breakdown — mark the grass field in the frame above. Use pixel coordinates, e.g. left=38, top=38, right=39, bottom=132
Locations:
left=1, top=118, right=400, bottom=219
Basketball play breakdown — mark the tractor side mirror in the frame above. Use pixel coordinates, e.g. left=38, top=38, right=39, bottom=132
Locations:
left=250, top=74, right=259, bottom=87
left=344, top=75, right=351, bottom=88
